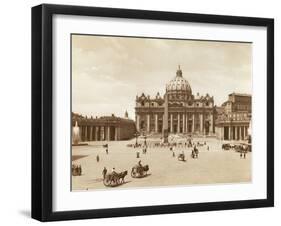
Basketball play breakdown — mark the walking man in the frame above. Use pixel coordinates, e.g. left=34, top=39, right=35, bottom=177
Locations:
left=102, top=167, right=107, bottom=179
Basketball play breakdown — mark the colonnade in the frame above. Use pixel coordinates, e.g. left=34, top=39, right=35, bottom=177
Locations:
left=77, top=125, right=121, bottom=141
left=219, top=125, right=248, bottom=140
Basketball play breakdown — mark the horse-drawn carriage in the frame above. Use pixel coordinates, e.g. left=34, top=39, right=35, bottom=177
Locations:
left=103, top=170, right=128, bottom=187
left=72, top=164, right=82, bottom=176
left=131, top=164, right=149, bottom=178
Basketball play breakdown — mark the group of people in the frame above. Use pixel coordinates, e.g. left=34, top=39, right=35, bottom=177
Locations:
left=72, top=164, right=82, bottom=176
left=239, top=147, right=248, bottom=159
left=169, top=143, right=200, bottom=160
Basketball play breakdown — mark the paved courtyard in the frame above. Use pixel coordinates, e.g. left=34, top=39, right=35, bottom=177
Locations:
left=72, top=136, right=251, bottom=191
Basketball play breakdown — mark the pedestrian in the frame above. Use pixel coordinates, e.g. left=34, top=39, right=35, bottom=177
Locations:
left=112, top=167, right=116, bottom=176
left=172, top=151, right=175, bottom=157
left=243, top=151, right=247, bottom=159
left=106, top=148, right=108, bottom=154
left=96, top=155, right=100, bottom=162
left=240, top=151, right=243, bottom=159
left=102, top=167, right=107, bottom=179
left=136, top=151, right=140, bottom=158
left=207, top=146, right=209, bottom=151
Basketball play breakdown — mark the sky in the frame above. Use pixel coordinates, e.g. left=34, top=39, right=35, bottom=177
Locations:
left=72, top=34, right=252, bottom=120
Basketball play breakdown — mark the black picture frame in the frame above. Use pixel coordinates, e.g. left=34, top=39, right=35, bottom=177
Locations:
left=32, top=4, right=274, bottom=222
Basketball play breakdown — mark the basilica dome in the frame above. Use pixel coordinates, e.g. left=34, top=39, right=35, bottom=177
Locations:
left=166, top=66, right=192, bottom=95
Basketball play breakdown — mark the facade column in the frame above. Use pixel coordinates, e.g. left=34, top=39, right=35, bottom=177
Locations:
left=155, top=114, right=158, bottom=133
left=182, top=113, right=185, bottom=133
left=102, top=126, right=105, bottom=140
left=200, top=114, right=203, bottom=134
left=162, top=114, right=165, bottom=133
left=222, top=126, right=224, bottom=140
left=170, top=114, right=173, bottom=133
left=85, top=126, right=88, bottom=141
left=94, top=127, right=98, bottom=141
left=136, top=114, right=140, bottom=132
left=185, top=113, right=188, bottom=133
left=107, top=126, right=110, bottom=141
left=177, top=114, right=180, bottom=133
left=245, top=126, right=248, bottom=137
left=146, top=114, right=150, bottom=133
left=228, top=126, right=231, bottom=140
left=210, top=113, right=213, bottom=134
left=239, top=126, right=242, bottom=140
left=203, top=114, right=205, bottom=135
left=192, top=113, right=195, bottom=132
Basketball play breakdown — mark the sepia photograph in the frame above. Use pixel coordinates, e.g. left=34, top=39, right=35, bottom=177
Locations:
left=71, top=34, right=252, bottom=191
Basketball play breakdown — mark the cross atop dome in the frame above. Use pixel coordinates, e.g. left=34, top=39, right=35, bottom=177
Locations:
left=176, top=65, right=183, bottom=77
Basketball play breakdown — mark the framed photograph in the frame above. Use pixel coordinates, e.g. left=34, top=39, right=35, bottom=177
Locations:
left=32, top=4, right=274, bottom=221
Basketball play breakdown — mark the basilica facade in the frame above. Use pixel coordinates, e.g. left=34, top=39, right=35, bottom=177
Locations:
left=135, top=66, right=215, bottom=136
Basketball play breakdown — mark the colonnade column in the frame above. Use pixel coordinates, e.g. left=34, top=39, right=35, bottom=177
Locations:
left=85, top=126, right=88, bottom=141
left=79, top=126, right=82, bottom=141
left=89, top=126, right=93, bottom=141
left=228, top=126, right=231, bottom=140
left=155, top=114, right=158, bottom=133
left=95, top=127, right=98, bottom=141
left=147, top=114, right=150, bottom=133
left=114, top=127, right=118, bottom=141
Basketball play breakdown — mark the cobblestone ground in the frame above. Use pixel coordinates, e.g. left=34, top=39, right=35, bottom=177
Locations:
left=72, top=136, right=251, bottom=191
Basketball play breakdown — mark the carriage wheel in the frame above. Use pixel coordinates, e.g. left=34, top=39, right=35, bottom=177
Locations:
left=110, top=179, right=117, bottom=187
left=131, top=169, right=137, bottom=178
left=103, top=178, right=111, bottom=186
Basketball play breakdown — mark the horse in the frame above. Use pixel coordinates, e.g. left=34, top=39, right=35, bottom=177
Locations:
left=117, top=170, right=128, bottom=183
left=104, top=172, right=119, bottom=186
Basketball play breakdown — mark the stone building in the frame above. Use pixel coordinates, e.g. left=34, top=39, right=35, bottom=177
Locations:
left=72, top=112, right=136, bottom=142
left=215, top=93, right=251, bottom=141
left=135, top=66, right=215, bottom=136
